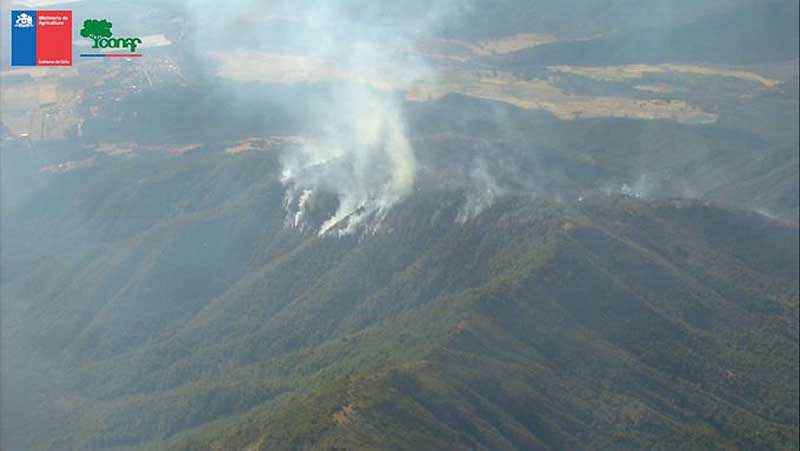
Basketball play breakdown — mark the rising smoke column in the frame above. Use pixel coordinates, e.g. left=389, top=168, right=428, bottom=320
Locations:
left=277, top=2, right=445, bottom=235
left=281, top=80, right=417, bottom=235
left=178, top=0, right=465, bottom=234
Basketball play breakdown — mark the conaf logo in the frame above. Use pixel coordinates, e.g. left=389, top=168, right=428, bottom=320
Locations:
left=80, top=19, right=142, bottom=53
left=15, top=12, right=33, bottom=27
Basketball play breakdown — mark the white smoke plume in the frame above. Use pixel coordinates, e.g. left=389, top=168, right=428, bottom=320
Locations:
left=281, top=84, right=417, bottom=235
left=457, top=158, right=505, bottom=223
left=605, top=174, right=656, bottom=199
left=171, top=0, right=468, bottom=233
left=184, top=0, right=454, bottom=235
left=274, top=2, right=458, bottom=235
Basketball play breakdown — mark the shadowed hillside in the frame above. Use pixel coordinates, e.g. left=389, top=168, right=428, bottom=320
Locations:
left=2, top=137, right=797, bottom=449
left=1, top=0, right=797, bottom=449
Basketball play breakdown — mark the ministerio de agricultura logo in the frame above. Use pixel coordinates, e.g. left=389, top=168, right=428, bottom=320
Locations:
left=11, top=10, right=72, bottom=66
left=11, top=12, right=146, bottom=65
left=79, top=19, right=143, bottom=57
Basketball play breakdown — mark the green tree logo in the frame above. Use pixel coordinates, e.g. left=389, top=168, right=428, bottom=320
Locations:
left=80, top=19, right=113, bottom=47
left=78, top=18, right=143, bottom=53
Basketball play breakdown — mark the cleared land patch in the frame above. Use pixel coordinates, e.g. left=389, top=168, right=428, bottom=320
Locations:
left=547, top=64, right=781, bottom=88
left=407, top=71, right=717, bottom=123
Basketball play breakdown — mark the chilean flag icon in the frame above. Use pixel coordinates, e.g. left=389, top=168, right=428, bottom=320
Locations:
left=12, top=10, right=72, bottom=66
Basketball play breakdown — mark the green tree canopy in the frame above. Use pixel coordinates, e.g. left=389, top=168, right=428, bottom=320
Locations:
left=80, top=19, right=113, bottom=39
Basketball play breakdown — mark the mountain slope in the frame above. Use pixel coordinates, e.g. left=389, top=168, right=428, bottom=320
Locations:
left=3, top=137, right=797, bottom=450
left=164, top=196, right=799, bottom=451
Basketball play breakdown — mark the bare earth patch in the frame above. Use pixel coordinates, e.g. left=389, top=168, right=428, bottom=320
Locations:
left=40, top=158, right=96, bottom=174
left=332, top=402, right=357, bottom=426
left=213, top=50, right=409, bottom=91
left=214, top=50, right=349, bottom=84
left=1, top=67, right=83, bottom=140
left=94, top=143, right=135, bottom=156
left=212, top=49, right=718, bottom=124
left=168, top=144, right=203, bottom=155
left=407, top=71, right=717, bottom=124
left=443, top=33, right=558, bottom=56
left=634, top=84, right=674, bottom=94
left=224, top=136, right=307, bottom=155
left=548, top=64, right=781, bottom=88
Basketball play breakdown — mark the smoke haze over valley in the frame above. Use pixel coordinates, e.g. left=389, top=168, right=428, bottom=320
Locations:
left=1, top=1, right=798, bottom=450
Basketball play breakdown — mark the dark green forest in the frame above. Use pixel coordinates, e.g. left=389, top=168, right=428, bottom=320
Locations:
left=1, top=0, right=798, bottom=450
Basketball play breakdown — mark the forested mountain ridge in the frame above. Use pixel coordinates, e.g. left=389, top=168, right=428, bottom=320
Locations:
left=1, top=0, right=798, bottom=449
left=3, top=136, right=797, bottom=449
